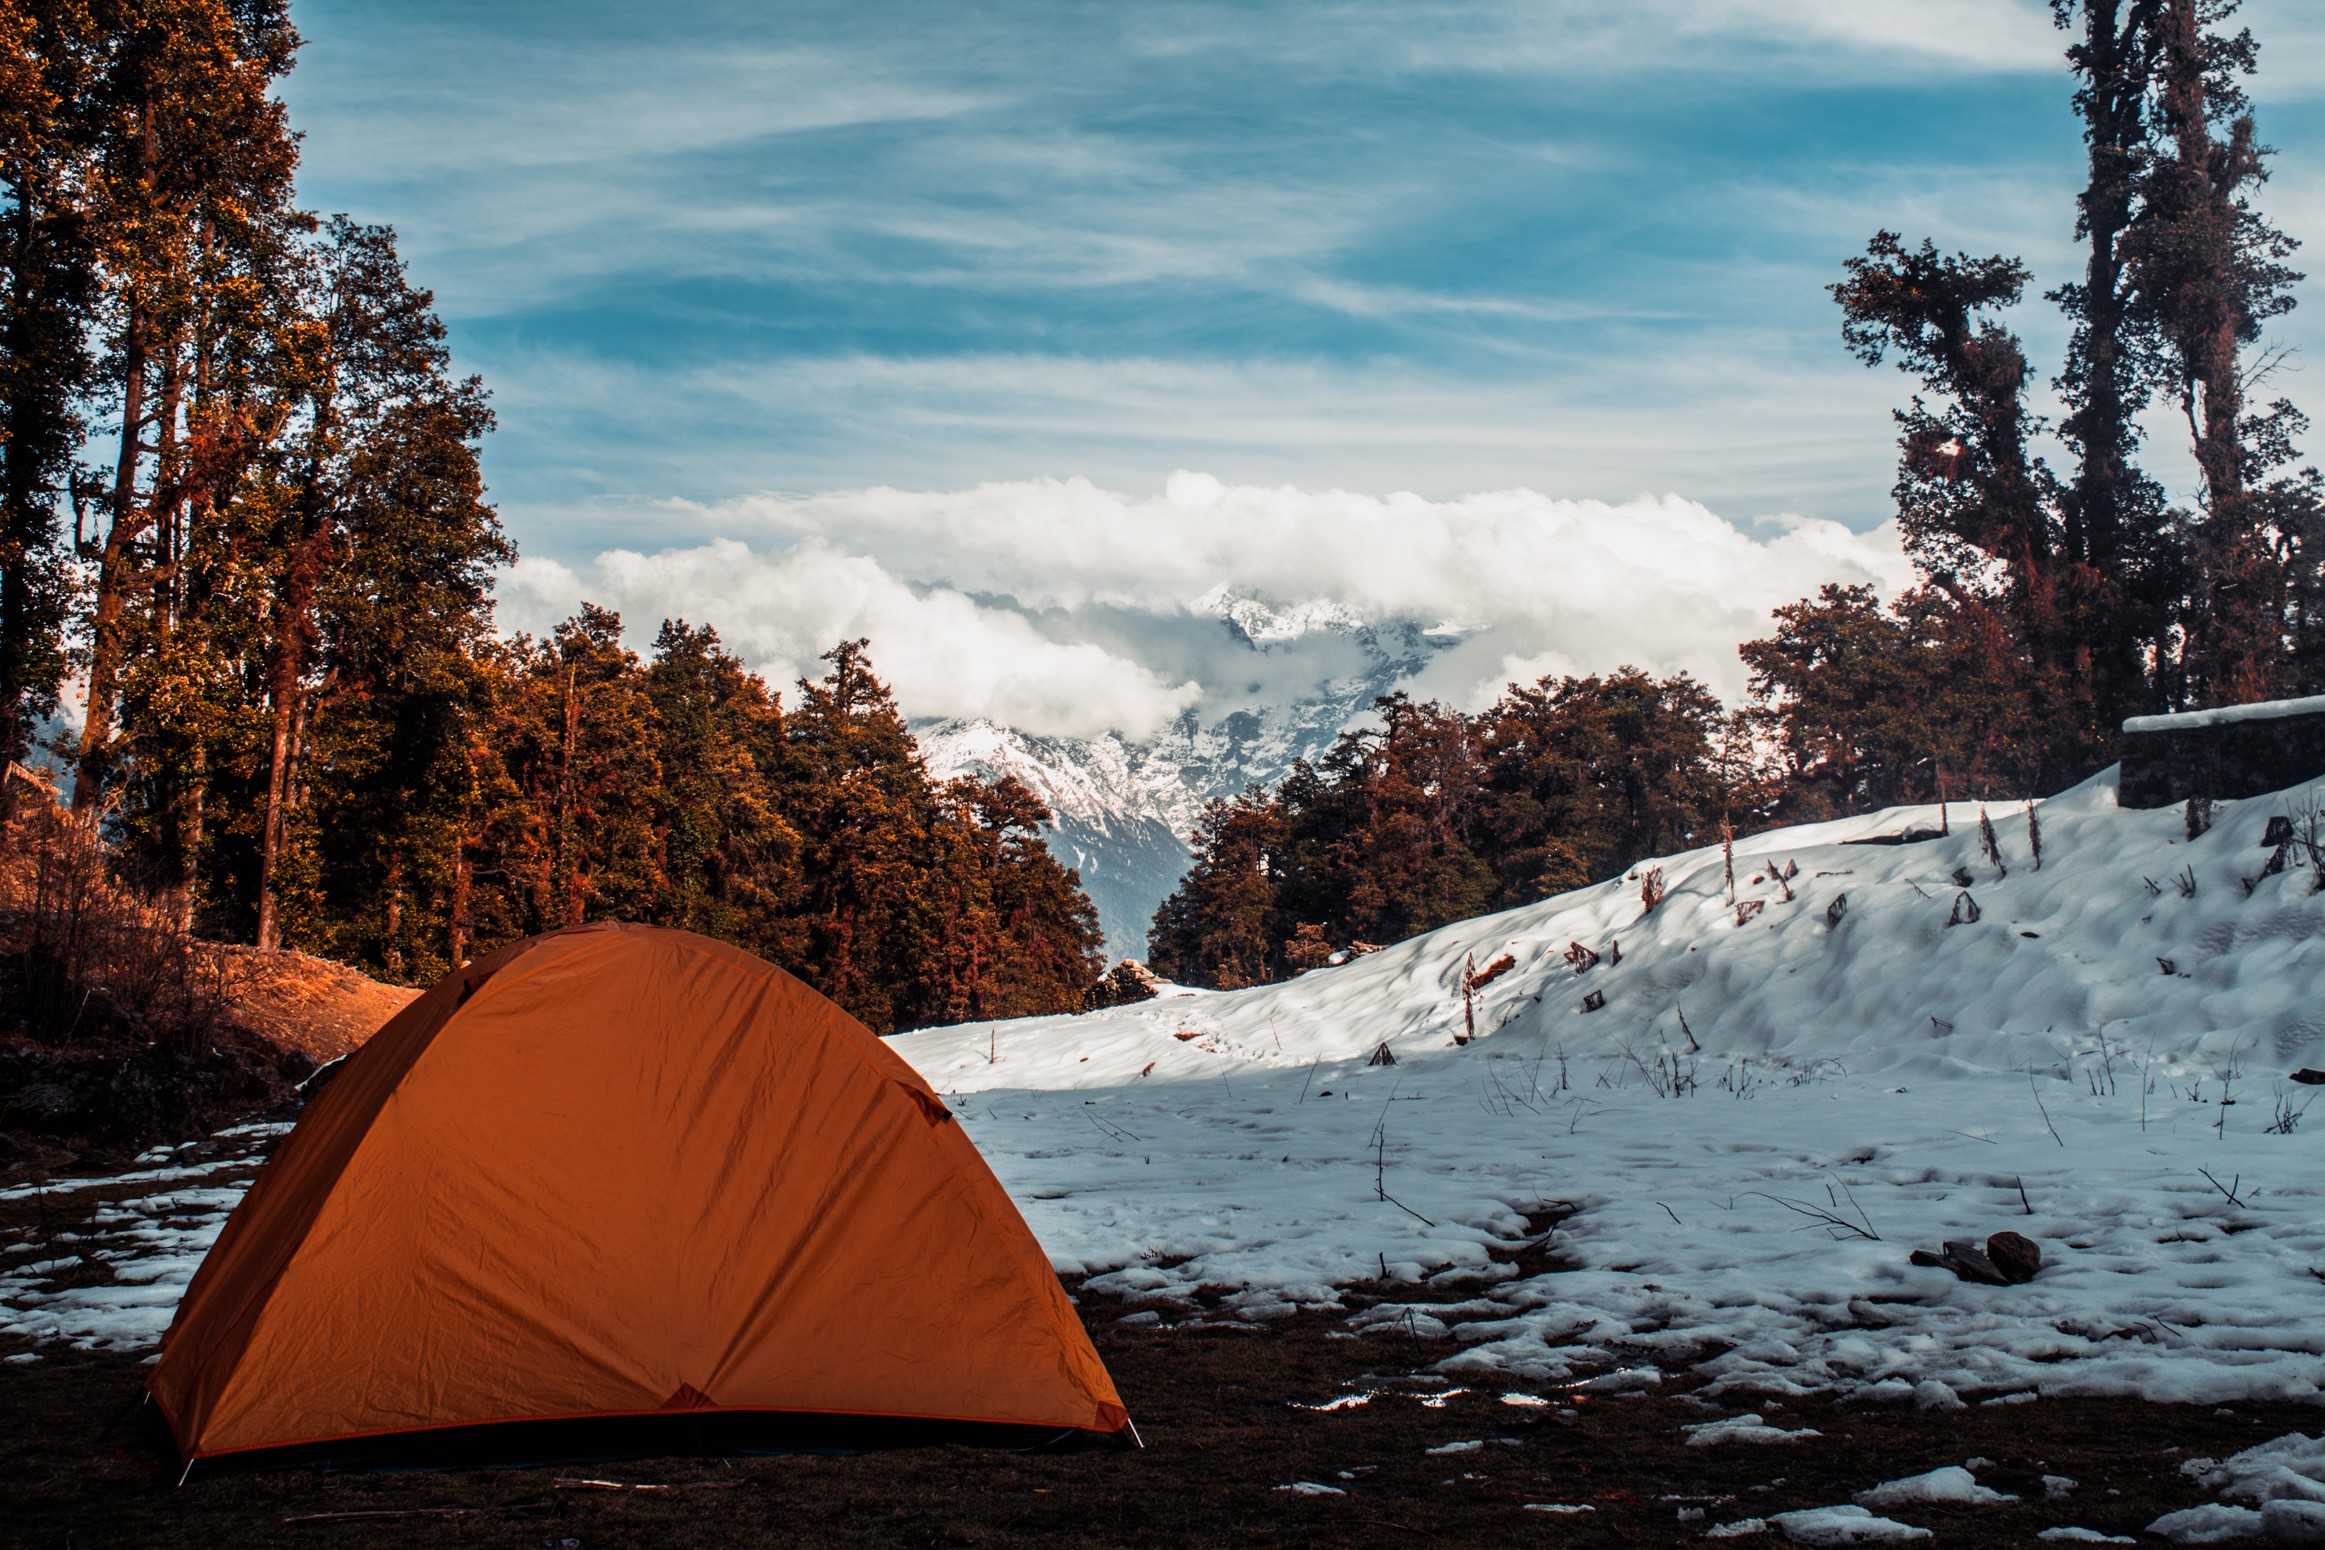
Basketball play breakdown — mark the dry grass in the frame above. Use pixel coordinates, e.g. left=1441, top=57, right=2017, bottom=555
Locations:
left=0, top=806, right=412, bottom=1168
left=0, top=804, right=225, bottom=1055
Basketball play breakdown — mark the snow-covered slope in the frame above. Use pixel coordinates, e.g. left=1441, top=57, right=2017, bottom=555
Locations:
left=891, top=768, right=2325, bottom=1405
left=17, top=767, right=2325, bottom=1417
left=918, top=588, right=1457, bottom=959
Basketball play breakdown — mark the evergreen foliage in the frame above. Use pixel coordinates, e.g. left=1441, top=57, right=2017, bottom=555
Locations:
left=0, top=1, right=1105, bottom=1032
left=1148, top=673, right=1755, bottom=989
left=1753, top=0, right=2324, bottom=802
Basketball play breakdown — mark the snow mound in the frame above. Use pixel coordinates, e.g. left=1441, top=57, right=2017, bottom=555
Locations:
left=2154, top=1433, right=2325, bottom=1543
left=1769, top=1504, right=1932, bottom=1544
left=2036, top=1531, right=2134, bottom=1545
left=1854, top=1465, right=2014, bottom=1507
left=1684, top=1413, right=1823, bottom=1447
left=886, top=769, right=2325, bottom=1405
left=2185, top=1433, right=2325, bottom=1506
left=2149, top=1504, right=2266, bottom=1543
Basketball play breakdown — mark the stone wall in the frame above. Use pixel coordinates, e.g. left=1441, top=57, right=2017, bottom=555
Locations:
left=2118, top=698, right=2325, bottom=808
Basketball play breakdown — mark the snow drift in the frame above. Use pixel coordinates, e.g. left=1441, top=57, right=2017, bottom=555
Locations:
left=893, top=765, right=2325, bottom=1405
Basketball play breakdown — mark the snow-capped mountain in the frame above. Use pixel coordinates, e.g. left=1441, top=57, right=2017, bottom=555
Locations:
left=917, top=589, right=1460, bottom=961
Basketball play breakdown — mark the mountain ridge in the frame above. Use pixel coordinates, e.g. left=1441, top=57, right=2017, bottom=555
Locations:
left=916, top=589, right=1460, bottom=960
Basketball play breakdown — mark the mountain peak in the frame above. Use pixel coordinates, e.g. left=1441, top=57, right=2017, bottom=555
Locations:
left=1192, top=585, right=1368, bottom=648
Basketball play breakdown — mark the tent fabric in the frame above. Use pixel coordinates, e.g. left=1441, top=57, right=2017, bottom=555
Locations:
left=149, top=922, right=1127, bottom=1462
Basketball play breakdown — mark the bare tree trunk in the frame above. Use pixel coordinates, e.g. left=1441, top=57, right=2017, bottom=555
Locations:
left=0, top=180, right=67, bottom=788
left=2063, top=0, right=2156, bottom=723
left=74, top=93, right=159, bottom=822
left=254, top=532, right=329, bottom=950
left=253, top=670, right=296, bottom=951
left=449, top=845, right=471, bottom=967
left=383, top=850, right=403, bottom=980
left=72, top=303, right=146, bottom=821
left=2158, top=0, right=2245, bottom=510
left=175, top=751, right=202, bottom=934
left=556, top=663, right=581, bottom=925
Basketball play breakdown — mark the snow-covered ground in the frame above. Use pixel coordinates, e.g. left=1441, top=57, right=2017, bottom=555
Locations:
left=9, top=767, right=2325, bottom=1427
left=0, top=1124, right=284, bottom=1354
left=895, top=766, right=2325, bottom=1408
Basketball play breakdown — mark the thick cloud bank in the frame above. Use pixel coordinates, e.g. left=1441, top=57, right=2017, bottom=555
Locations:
left=500, top=474, right=1912, bottom=741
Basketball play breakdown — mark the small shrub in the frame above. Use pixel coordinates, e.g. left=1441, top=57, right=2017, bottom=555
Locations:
left=1282, top=922, right=1333, bottom=974
left=1467, top=952, right=1518, bottom=990
left=0, top=806, right=222, bottom=1053
left=1639, top=866, right=1665, bottom=914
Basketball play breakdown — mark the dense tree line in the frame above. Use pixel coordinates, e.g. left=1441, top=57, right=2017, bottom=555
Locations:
left=0, top=1, right=1103, bottom=1031
left=1750, top=0, right=2324, bottom=818
left=1148, top=674, right=1752, bottom=989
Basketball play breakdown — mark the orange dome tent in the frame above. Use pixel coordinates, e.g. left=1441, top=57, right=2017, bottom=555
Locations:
left=149, top=923, right=1128, bottom=1467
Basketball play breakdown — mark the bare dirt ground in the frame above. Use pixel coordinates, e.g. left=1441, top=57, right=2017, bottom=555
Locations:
left=0, top=803, right=417, bottom=1171
left=0, top=1270, right=2310, bottom=1548
left=209, top=947, right=417, bottom=1066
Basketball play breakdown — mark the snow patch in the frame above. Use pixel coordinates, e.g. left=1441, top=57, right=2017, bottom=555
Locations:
left=1854, top=1465, right=2013, bottom=1507
left=1685, top=1413, right=1824, bottom=1447
left=1769, top=1504, right=1933, bottom=1544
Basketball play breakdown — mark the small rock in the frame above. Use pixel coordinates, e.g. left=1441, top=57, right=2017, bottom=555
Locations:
left=1989, top=1231, right=2042, bottom=1283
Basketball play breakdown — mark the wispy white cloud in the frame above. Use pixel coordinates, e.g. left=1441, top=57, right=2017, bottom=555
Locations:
left=501, top=538, right=1202, bottom=741
left=1203, top=0, right=2067, bottom=80
left=486, top=343, right=1910, bottom=545
left=502, top=474, right=1913, bottom=737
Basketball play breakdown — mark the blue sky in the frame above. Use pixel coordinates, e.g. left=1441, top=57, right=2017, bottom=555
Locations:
left=276, top=0, right=2325, bottom=733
